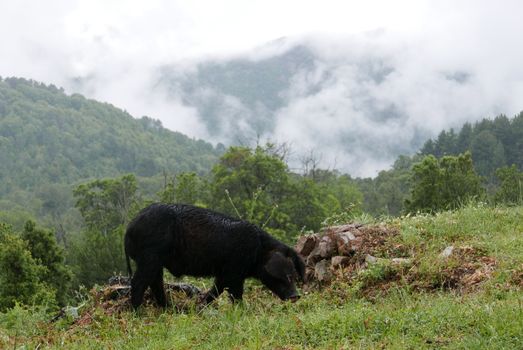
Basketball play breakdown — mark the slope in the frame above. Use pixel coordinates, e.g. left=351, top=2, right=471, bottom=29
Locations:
left=0, top=77, right=220, bottom=213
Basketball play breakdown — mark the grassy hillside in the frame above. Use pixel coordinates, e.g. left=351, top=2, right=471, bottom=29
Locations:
left=2, top=204, right=521, bottom=349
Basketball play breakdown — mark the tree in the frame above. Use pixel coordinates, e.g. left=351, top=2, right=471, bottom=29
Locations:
left=494, top=165, right=523, bottom=205
left=470, top=130, right=506, bottom=179
left=210, top=145, right=291, bottom=229
left=158, top=172, right=208, bottom=206
left=405, top=152, right=484, bottom=213
left=21, top=221, right=72, bottom=305
left=68, top=227, right=127, bottom=286
left=0, top=223, right=54, bottom=311
left=73, top=174, right=139, bottom=234
left=456, top=122, right=473, bottom=153
left=356, top=155, right=416, bottom=216
left=70, top=174, right=140, bottom=286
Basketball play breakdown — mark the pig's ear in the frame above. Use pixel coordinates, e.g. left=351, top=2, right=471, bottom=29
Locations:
left=264, top=251, right=289, bottom=280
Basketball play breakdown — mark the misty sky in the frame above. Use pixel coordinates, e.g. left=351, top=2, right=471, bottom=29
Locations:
left=1, top=0, right=523, bottom=176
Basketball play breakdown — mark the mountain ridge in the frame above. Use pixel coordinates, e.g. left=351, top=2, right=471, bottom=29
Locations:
left=0, top=76, right=221, bottom=198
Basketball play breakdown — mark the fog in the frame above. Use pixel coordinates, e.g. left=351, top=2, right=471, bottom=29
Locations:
left=1, top=0, right=522, bottom=176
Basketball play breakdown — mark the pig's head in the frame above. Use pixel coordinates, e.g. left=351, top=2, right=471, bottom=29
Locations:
left=258, top=248, right=305, bottom=302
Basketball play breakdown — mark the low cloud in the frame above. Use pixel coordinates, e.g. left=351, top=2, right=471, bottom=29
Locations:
left=1, top=1, right=522, bottom=176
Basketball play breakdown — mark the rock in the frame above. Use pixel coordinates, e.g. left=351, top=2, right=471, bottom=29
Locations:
left=296, top=235, right=318, bottom=256
left=365, top=254, right=378, bottom=264
left=314, top=260, right=332, bottom=282
left=439, top=246, right=454, bottom=258
left=349, top=236, right=364, bottom=252
left=330, top=224, right=357, bottom=233
left=306, top=245, right=322, bottom=265
left=335, top=231, right=356, bottom=256
left=331, top=255, right=351, bottom=268
left=318, top=235, right=337, bottom=258
left=391, top=258, right=411, bottom=265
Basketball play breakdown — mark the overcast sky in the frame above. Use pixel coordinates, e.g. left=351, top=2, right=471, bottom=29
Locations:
left=1, top=0, right=523, bottom=176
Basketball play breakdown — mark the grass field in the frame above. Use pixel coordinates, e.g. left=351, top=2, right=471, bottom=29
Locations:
left=1, top=204, right=522, bottom=349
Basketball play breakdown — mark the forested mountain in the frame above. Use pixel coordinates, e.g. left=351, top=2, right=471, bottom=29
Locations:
left=420, top=113, right=523, bottom=179
left=0, top=77, right=221, bottom=223
left=159, top=45, right=316, bottom=139
left=156, top=40, right=433, bottom=175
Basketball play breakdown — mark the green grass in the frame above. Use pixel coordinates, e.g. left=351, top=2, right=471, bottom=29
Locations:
left=1, top=204, right=522, bottom=349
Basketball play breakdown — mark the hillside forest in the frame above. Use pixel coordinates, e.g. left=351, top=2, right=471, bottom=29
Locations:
left=0, top=77, right=522, bottom=310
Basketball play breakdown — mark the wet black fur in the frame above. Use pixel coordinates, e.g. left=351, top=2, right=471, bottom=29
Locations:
left=125, top=203, right=305, bottom=308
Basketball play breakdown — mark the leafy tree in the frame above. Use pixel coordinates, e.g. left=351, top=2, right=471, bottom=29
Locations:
left=456, top=122, right=473, bottom=153
left=158, top=172, right=209, bottom=206
left=405, top=152, right=484, bottom=213
left=282, top=177, right=329, bottom=234
left=470, top=130, right=506, bottom=178
left=209, top=144, right=350, bottom=241
left=21, top=221, right=72, bottom=305
left=73, top=174, right=139, bottom=235
left=68, top=227, right=126, bottom=286
left=494, top=165, right=523, bottom=205
left=210, top=145, right=291, bottom=228
left=0, top=224, right=54, bottom=311
left=356, top=155, right=416, bottom=216
left=70, top=174, right=140, bottom=286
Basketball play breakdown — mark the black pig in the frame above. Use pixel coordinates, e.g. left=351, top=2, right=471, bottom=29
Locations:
left=124, top=203, right=305, bottom=308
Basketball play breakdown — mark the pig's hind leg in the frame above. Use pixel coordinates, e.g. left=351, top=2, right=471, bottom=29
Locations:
left=131, top=254, right=164, bottom=309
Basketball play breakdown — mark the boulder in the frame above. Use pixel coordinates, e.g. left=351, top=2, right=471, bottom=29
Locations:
left=306, top=245, right=323, bottom=265
left=335, top=231, right=356, bottom=256
left=314, top=260, right=332, bottom=282
left=295, top=234, right=318, bottom=256
left=349, top=235, right=364, bottom=252
left=318, top=235, right=337, bottom=258
left=331, top=255, right=351, bottom=268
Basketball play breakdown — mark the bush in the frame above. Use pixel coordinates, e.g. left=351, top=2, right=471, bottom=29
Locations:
left=0, top=228, right=56, bottom=311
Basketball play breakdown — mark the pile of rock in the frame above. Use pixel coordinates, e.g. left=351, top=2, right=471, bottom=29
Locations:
left=295, top=223, right=407, bottom=286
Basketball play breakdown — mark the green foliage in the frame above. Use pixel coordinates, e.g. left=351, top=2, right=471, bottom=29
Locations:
left=494, top=165, right=523, bottom=205
left=0, top=225, right=55, bottom=311
left=70, top=174, right=140, bottom=286
left=0, top=77, right=220, bottom=225
left=356, top=155, right=417, bottom=216
left=158, top=172, right=209, bottom=206
left=470, top=130, right=506, bottom=178
left=0, top=304, right=50, bottom=344
left=21, top=221, right=72, bottom=305
left=73, top=174, right=140, bottom=234
left=210, top=145, right=294, bottom=235
left=420, top=112, right=523, bottom=179
left=405, top=152, right=484, bottom=213
left=207, top=145, right=363, bottom=241
left=68, top=227, right=126, bottom=287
